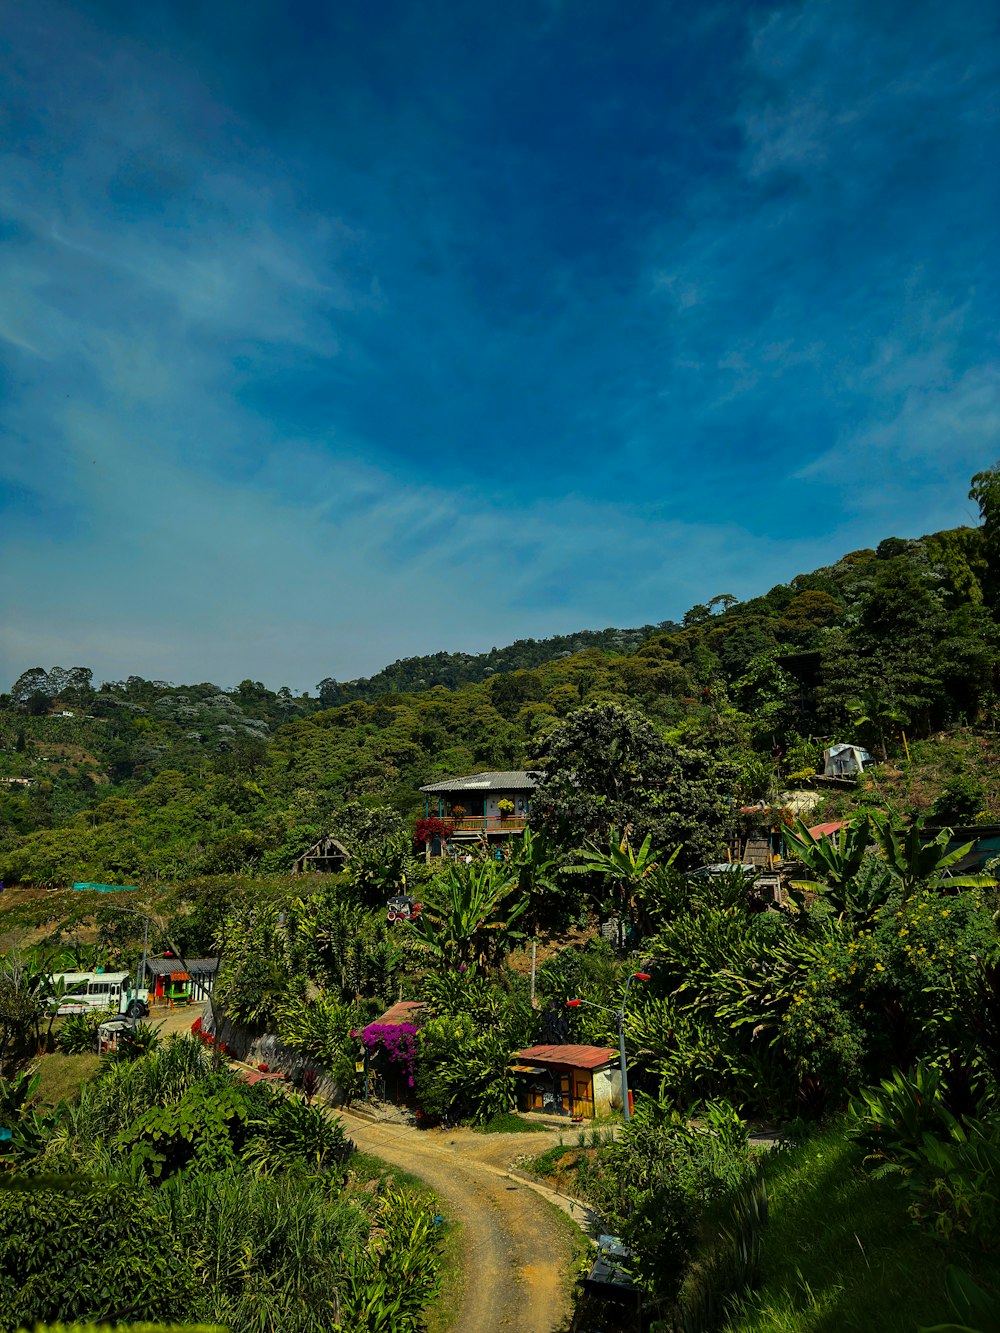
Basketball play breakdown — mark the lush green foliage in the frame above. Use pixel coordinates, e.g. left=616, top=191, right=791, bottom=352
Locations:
left=55, top=1012, right=102, bottom=1055
left=715, top=1121, right=1000, bottom=1333
left=534, top=703, right=736, bottom=867
left=0, top=1185, right=196, bottom=1329
left=414, top=967, right=535, bottom=1123
left=0, top=1037, right=443, bottom=1333
left=408, top=860, right=528, bottom=968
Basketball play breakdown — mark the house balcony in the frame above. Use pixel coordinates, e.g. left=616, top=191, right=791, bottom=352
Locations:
left=441, top=814, right=529, bottom=835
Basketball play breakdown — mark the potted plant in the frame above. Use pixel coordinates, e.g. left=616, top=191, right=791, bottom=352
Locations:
left=451, top=804, right=466, bottom=821
left=497, top=799, right=515, bottom=819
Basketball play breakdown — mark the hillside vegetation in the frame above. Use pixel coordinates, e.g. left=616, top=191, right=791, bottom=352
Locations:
left=1, top=468, right=998, bottom=886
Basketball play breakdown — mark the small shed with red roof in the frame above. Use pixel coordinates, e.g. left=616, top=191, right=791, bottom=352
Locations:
left=512, top=1043, right=622, bottom=1119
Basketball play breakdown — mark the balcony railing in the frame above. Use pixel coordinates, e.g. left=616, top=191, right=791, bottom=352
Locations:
left=441, top=814, right=529, bottom=834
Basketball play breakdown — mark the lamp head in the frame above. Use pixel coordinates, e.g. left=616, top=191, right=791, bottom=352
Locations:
left=566, top=998, right=582, bottom=1008
left=634, top=972, right=651, bottom=981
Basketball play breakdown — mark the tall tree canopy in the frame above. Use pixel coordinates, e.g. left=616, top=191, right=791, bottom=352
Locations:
left=532, top=703, right=735, bottom=867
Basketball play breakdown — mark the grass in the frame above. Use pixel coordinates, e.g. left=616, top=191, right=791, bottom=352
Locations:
left=31, top=1050, right=101, bottom=1106
left=473, top=1111, right=552, bottom=1134
left=349, top=1152, right=464, bottom=1333
left=544, top=1191, right=598, bottom=1325
left=718, top=1120, right=1000, bottom=1333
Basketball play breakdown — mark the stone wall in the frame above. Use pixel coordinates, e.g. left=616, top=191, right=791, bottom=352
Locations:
left=202, top=1004, right=345, bottom=1105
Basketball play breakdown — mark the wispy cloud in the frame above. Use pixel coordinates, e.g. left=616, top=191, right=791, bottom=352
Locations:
left=0, top=0, right=997, bottom=689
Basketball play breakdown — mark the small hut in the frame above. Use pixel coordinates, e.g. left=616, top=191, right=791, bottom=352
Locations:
left=145, top=957, right=219, bottom=1006
left=361, top=1000, right=426, bottom=1104
left=512, top=1044, right=622, bottom=1118
left=292, top=834, right=350, bottom=875
left=822, top=744, right=873, bottom=777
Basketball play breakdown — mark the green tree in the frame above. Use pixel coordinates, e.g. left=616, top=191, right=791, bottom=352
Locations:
left=533, top=703, right=735, bottom=867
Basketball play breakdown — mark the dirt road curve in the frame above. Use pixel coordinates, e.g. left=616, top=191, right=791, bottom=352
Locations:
left=340, top=1113, right=589, bottom=1333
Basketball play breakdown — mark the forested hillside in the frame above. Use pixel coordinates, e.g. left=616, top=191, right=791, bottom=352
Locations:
left=1, top=467, right=998, bottom=886
left=315, top=623, right=668, bottom=704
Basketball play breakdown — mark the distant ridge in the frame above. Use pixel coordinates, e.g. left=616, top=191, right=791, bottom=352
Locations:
left=315, top=622, right=678, bottom=705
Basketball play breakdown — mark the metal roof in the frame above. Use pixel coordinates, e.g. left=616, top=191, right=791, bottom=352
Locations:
left=514, top=1044, right=619, bottom=1071
left=806, top=821, right=848, bottom=839
left=419, top=770, right=541, bottom=794
left=373, top=1000, right=426, bottom=1026
left=145, top=957, right=219, bottom=976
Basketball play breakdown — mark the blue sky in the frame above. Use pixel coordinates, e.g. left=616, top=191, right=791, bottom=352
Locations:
left=1, top=0, right=997, bottom=692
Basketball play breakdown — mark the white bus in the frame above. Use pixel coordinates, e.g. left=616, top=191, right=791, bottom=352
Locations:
left=49, top=972, right=149, bottom=1018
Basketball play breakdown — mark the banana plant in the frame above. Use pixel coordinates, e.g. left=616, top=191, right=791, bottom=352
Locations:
left=571, top=826, right=674, bottom=889
left=870, top=814, right=995, bottom=899
left=782, top=815, right=873, bottom=916
left=510, top=827, right=562, bottom=933
left=407, top=860, right=527, bottom=969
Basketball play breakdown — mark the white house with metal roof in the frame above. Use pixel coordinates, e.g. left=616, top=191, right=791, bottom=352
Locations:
left=419, top=770, right=540, bottom=842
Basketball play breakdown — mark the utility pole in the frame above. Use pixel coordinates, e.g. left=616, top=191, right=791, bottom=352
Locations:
left=567, top=971, right=650, bottom=1122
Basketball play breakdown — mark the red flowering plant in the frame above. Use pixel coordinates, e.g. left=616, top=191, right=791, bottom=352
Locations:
left=360, top=1022, right=420, bottom=1089
left=414, top=816, right=447, bottom=846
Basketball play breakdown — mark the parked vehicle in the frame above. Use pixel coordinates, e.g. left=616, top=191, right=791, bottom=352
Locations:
left=386, top=895, right=423, bottom=925
left=48, top=971, right=150, bottom=1019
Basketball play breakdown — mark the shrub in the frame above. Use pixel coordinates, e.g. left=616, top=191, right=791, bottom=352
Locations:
left=56, top=1012, right=102, bottom=1055
left=850, top=1063, right=1000, bottom=1246
left=931, top=773, right=985, bottom=825
left=334, top=1187, right=443, bottom=1333
left=244, top=1088, right=354, bottom=1176
left=579, top=1099, right=755, bottom=1306
left=105, top=1022, right=163, bottom=1063
left=0, top=1186, right=195, bottom=1327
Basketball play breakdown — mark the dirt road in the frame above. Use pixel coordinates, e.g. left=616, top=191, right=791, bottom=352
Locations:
left=340, top=1113, right=592, bottom=1333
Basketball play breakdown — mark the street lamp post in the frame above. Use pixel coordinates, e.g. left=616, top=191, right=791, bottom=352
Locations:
left=567, top=971, right=650, bottom=1122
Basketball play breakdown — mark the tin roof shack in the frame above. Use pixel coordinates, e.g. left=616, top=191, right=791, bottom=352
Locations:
left=513, top=1044, right=621, bottom=1119
left=145, top=956, right=219, bottom=1006
left=419, top=771, right=540, bottom=845
left=823, top=743, right=873, bottom=778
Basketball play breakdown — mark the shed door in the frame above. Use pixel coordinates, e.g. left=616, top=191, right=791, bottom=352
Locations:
left=573, top=1074, right=594, bottom=1116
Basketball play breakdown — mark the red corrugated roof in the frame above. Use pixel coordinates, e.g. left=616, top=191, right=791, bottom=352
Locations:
left=375, top=1000, right=426, bottom=1026
left=807, top=821, right=847, bottom=839
left=514, top=1044, right=619, bottom=1071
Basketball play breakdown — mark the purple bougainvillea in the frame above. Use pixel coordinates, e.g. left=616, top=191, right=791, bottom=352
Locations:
left=361, top=1022, right=419, bottom=1088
